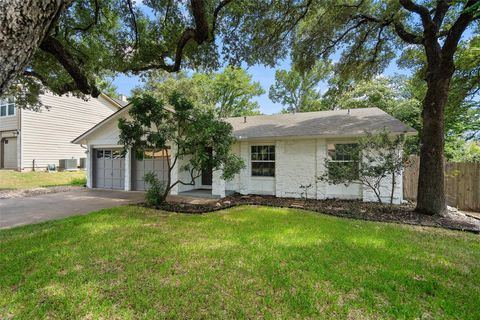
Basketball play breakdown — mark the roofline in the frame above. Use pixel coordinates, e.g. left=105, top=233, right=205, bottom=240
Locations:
left=72, top=103, right=131, bottom=144
left=234, top=130, right=417, bottom=141
left=99, top=93, right=123, bottom=109
left=73, top=104, right=417, bottom=144
left=71, top=102, right=178, bottom=144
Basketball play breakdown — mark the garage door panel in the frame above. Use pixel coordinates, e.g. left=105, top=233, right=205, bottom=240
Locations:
left=132, top=150, right=169, bottom=191
left=104, top=178, right=113, bottom=188
left=144, top=160, right=154, bottom=171
left=93, top=148, right=124, bottom=190
left=112, top=178, right=124, bottom=190
left=113, top=161, right=122, bottom=169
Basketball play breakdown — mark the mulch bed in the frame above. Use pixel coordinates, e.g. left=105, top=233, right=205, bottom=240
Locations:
left=154, top=193, right=480, bottom=234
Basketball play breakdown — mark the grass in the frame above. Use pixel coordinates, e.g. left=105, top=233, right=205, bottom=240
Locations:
left=0, top=170, right=86, bottom=190
left=1, top=205, right=479, bottom=319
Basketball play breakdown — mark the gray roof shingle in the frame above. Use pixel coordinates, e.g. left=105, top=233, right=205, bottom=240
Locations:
left=226, top=107, right=416, bottom=140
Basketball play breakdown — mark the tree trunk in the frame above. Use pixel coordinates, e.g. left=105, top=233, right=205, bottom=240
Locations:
left=390, top=172, right=395, bottom=205
left=415, top=73, right=451, bottom=215
left=0, top=0, right=69, bottom=94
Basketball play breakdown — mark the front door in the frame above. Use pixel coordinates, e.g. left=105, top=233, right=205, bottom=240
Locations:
left=201, top=148, right=213, bottom=186
left=1, top=137, right=17, bottom=169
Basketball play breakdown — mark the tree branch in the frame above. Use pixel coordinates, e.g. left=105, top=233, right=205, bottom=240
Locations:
left=211, top=0, right=234, bottom=38
left=39, top=36, right=100, bottom=96
left=432, top=0, right=450, bottom=30
left=124, top=0, right=235, bottom=73
left=393, top=21, right=423, bottom=44
left=399, top=0, right=432, bottom=28
left=126, top=0, right=139, bottom=50
left=442, top=0, right=479, bottom=59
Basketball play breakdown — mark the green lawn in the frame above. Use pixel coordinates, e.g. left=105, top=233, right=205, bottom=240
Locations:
left=1, top=206, right=479, bottom=319
left=0, top=170, right=86, bottom=190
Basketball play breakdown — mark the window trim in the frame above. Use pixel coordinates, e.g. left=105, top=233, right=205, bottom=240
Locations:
left=327, top=143, right=360, bottom=180
left=251, top=145, right=275, bottom=177
left=0, top=98, right=16, bottom=118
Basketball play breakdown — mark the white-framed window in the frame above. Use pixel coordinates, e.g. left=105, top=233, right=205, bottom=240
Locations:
left=251, top=145, right=275, bottom=177
left=327, top=143, right=359, bottom=180
left=0, top=97, right=15, bottom=117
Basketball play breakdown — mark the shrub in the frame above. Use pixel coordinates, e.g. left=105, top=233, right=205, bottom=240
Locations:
left=144, top=172, right=166, bottom=207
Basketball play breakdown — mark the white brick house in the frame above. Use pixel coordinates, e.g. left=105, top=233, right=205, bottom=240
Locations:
left=73, top=107, right=416, bottom=204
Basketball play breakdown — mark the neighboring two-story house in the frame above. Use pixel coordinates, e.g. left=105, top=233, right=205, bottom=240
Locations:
left=0, top=92, right=126, bottom=171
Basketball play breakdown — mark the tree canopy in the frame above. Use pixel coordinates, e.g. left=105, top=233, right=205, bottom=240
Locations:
left=269, top=61, right=332, bottom=113
left=134, top=67, right=264, bottom=117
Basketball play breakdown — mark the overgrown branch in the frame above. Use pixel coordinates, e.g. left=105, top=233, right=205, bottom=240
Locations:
left=39, top=36, right=100, bottom=96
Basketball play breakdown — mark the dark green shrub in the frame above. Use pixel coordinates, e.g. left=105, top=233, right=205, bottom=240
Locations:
left=144, top=172, right=166, bottom=207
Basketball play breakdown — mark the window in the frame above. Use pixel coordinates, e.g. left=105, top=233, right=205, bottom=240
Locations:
left=0, top=97, right=15, bottom=117
left=327, top=143, right=359, bottom=180
left=251, top=145, right=275, bottom=177
left=112, top=150, right=125, bottom=159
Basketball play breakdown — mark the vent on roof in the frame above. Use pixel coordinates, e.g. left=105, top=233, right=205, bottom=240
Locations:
left=244, top=116, right=247, bottom=123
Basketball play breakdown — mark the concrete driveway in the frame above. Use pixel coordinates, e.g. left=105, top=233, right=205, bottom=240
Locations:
left=0, top=189, right=145, bottom=229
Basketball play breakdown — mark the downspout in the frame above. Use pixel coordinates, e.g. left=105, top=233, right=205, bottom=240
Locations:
left=17, top=108, right=22, bottom=171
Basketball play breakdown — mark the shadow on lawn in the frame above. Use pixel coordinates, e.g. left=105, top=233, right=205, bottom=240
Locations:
left=1, top=206, right=479, bottom=319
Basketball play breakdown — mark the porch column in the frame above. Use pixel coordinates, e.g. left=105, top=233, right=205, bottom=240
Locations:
left=169, top=144, right=179, bottom=195
left=239, top=142, right=249, bottom=195
left=86, top=144, right=93, bottom=188
left=124, top=148, right=131, bottom=191
left=212, top=167, right=226, bottom=198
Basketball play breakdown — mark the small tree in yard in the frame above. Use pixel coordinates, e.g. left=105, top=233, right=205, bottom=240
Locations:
left=118, top=93, right=245, bottom=205
left=318, top=132, right=408, bottom=205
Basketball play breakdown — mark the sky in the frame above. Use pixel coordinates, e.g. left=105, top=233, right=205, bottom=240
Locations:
left=112, top=2, right=477, bottom=115
left=113, top=57, right=410, bottom=115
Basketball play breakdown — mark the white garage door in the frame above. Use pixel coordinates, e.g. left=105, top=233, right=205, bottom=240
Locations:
left=1, top=137, right=17, bottom=169
left=132, top=149, right=169, bottom=191
left=94, top=149, right=125, bottom=190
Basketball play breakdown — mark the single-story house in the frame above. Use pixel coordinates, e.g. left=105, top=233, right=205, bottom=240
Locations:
left=73, top=106, right=416, bottom=204
left=0, top=92, right=126, bottom=171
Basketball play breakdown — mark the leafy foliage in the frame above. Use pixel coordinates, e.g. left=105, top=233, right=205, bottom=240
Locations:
left=134, top=67, right=264, bottom=117
left=144, top=172, right=167, bottom=207
left=269, top=61, right=332, bottom=113
left=118, top=92, right=244, bottom=204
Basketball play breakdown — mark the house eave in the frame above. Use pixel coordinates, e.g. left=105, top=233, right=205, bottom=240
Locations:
left=234, top=130, right=417, bottom=141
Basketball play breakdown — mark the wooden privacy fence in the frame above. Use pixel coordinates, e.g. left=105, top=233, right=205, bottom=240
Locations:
left=403, top=155, right=480, bottom=212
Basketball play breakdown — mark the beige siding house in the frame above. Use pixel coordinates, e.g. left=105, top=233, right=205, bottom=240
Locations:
left=0, top=92, right=124, bottom=171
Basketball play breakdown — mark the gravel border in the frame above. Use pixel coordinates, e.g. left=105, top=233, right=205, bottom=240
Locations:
left=0, top=186, right=85, bottom=199
left=153, top=194, right=480, bottom=234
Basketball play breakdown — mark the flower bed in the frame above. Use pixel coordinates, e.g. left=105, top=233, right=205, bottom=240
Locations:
left=154, top=193, right=480, bottom=233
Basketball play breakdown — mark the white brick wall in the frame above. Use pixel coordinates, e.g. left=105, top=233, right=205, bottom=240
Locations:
left=361, top=148, right=403, bottom=204
left=276, top=139, right=317, bottom=199
left=212, top=168, right=226, bottom=198
left=219, top=138, right=403, bottom=204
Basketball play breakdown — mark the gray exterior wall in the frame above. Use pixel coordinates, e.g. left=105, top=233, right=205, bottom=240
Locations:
left=0, top=104, right=20, bottom=169
left=20, top=93, right=118, bottom=170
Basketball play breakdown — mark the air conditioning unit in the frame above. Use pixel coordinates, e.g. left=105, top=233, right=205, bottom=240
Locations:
left=59, top=159, right=78, bottom=171
left=79, top=158, right=86, bottom=169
